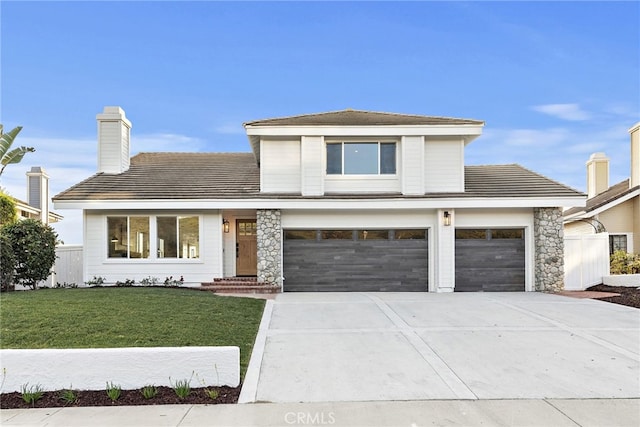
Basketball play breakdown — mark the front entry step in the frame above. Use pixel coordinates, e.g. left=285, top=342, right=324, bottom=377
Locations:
left=201, top=277, right=280, bottom=294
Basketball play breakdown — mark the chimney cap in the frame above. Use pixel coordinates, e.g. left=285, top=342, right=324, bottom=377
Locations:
left=588, top=152, right=609, bottom=161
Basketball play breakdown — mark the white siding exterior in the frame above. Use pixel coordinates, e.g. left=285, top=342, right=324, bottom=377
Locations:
left=324, top=176, right=400, bottom=193
left=424, top=138, right=465, bottom=192
left=260, top=138, right=301, bottom=193
left=84, top=210, right=222, bottom=284
left=401, top=136, right=425, bottom=195
left=301, top=136, right=324, bottom=196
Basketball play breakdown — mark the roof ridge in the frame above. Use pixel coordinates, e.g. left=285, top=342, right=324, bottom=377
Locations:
left=243, top=109, right=484, bottom=126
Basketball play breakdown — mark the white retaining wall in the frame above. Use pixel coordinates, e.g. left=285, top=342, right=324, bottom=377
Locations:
left=0, top=346, right=239, bottom=392
left=603, top=274, right=640, bottom=287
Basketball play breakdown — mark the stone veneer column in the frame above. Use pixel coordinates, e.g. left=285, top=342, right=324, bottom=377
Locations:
left=534, top=207, right=564, bottom=292
left=256, top=209, right=282, bottom=288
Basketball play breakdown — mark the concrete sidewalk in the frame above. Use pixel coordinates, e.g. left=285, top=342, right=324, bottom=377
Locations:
left=2, top=399, right=639, bottom=426
left=243, top=292, right=640, bottom=403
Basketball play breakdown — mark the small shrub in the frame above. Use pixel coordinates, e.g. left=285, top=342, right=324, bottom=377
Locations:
left=171, top=377, right=191, bottom=399
left=106, top=382, right=121, bottom=401
left=204, top=388, right=219, bottom=400
left=55, top=282, right=78, bottom=289
left=140, top=276, right=159, bottom=286
left=20, top=383, right=44, bottom=404
left=59, top=388, right=77, bottom=404
left=141, top=385, right=158, bottom=399
left=85, top=276, right=106, bottom=287
left=115, top=278, right=135, bottom=287
left=164, top=275, right=184, bottom=287
left=610, top=251, right=640, bottom=275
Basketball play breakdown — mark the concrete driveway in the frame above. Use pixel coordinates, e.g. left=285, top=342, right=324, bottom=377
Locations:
left=240, top=292, right=640, bottom=403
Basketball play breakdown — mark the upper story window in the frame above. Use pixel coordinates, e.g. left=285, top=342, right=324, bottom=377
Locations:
left=326, top=142, right=396, bottom=175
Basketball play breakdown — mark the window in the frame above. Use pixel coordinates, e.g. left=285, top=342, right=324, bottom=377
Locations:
left=395, top=229, right=426, bottom=240
left=358, top=230, right=389, bottom=240
left=609, top=235, right=627, bottom=254
left=157, top=216, right=200, bottom=259
left=321, top=230, right=354, bottom=240
left=108, top=216, right=150, bottom=258
left=326, top=142, right=396, bottom=175
left=284, top=230, right=317, bottom=240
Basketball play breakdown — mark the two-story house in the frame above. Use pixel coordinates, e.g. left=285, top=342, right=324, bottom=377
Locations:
left=53, top=107, right=585, bottom=292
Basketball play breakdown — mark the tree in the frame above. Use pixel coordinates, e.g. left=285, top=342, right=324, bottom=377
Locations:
left=0, top=219, right=57, bottom=290
left=0, top=124, right=34, bottom=179
left=0, top=191, right=17, bottom=225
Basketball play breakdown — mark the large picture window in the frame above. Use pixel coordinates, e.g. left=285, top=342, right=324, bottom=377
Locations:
left=326, top=142, right=396, bottom=175
left=108, top=216, right=150, bottom=258
left=157, top=216, right=200, bottom=259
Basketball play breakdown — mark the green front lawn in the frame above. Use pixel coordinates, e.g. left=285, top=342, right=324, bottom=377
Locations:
left=0, top=287, right=265, bottom=378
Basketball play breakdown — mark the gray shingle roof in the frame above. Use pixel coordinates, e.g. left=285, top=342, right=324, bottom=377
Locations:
left=54, top=153, right=583, bottom=202
left=54, top=153, right=260, bottom=201
left=564, top=179, right=638, bottom=217
left=244, top=109, right=484, bottom=127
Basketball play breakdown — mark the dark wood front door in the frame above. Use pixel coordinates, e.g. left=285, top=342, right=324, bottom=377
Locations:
left=236, top=219, right=257, bottom=276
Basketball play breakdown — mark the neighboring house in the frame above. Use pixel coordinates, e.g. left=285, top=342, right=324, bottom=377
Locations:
left=12, top=166, right=62, bottom=224
left=53, top=107, right=585, bottom=292
left=564, top=122, right=640, bottom=254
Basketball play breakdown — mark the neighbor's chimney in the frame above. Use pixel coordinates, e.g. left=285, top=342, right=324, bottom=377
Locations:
left=630, top=122, right=640, bottom=189
left=96, top=106, right=131, bottom=174
left=26, top=166, right=49, bottom=224
left=586, top=152, right=609, bottom=199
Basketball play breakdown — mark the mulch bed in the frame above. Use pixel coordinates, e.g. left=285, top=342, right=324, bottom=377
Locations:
left=0, top=386, right=240, bottom=409
left=585, top=284, right=640, bottom=309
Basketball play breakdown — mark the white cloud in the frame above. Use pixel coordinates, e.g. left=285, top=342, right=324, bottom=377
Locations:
left=532, top=103, right=592, bottom=121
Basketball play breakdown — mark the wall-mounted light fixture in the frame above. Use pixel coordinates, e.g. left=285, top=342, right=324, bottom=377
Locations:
left=223, top=218, right=230, bottom=233
left=110, top=236, right=119, bottom=243
left=443, top=211, right=451, bottom=226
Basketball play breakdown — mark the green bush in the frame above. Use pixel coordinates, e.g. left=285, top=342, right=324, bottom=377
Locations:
left=0, top=233, right=16, bottom=292
left=610, top=250, right=640, bottom=274
left=0, top=219, right=58, bottom=289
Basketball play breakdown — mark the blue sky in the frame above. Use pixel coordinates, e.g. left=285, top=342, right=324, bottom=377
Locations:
left=1, top=1, right=638, bottom=244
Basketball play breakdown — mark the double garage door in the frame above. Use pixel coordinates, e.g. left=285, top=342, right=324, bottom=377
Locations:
left=283, top=229, right=428, bottom=292
left=282, top=227, right=525, bottom=292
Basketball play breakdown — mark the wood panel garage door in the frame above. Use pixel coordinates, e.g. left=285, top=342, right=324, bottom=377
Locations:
left=283, top=229, right=428, bottom=292
left=455, top=229, right=525, bottom=292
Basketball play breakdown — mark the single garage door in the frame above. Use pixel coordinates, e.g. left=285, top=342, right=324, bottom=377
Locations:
left=455, top=228, right=525, bottom=292
left=283, top=229, right=428, bottom=292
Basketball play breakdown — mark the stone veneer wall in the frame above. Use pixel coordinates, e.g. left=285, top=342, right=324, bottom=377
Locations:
left=534, top=207, right=564, bottom=292
left=256, top=209, right=282, bottom=288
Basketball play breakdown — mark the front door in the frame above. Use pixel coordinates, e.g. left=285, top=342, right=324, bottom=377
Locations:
left=236, top=219, right=257, bottom=276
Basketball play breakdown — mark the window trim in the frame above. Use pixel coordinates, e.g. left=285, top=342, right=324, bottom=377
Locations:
left=325, top=141, right=397, bottom=176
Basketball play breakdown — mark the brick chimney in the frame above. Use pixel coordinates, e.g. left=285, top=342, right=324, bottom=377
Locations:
left=26, top=166, right=50, bottom=224
left=96, top=106, right=131, bottom=174
left=630, top=122, right=640, bottom=189
left=586, top=152, right=609, bottom=199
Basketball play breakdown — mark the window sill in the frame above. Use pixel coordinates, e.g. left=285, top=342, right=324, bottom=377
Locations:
left=325, top=175, right=398, bottom=180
